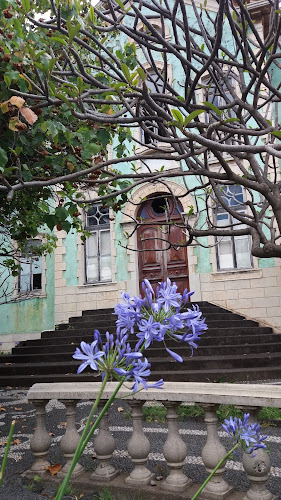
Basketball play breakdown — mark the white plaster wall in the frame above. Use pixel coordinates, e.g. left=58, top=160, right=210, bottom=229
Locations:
left=196, top=265, right=281, bottom=332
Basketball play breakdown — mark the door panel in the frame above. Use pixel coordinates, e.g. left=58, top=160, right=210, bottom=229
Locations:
left=137, top=198, right=189, bottom=295
left=138, top=226, right=163, bottom=290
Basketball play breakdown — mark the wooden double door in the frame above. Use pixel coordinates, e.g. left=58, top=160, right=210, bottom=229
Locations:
left=137, top=196, right=189, bottom=295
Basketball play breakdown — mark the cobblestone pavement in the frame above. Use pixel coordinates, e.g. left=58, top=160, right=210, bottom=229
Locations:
left=0, top=386, right=280, bottom=499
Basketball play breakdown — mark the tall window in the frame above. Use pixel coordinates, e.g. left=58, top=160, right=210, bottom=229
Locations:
left=203, top=76, right=236, bottom=146
left=85, top=205, right=112, bottom=283
left=215, top=186, right=252, bottom=270
left=141, top=70, right=165, bottom=145
left=19, top=240, right=42, bottom=292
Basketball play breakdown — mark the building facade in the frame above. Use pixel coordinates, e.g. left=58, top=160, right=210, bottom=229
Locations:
left=1, top=0, right=280, bottom=351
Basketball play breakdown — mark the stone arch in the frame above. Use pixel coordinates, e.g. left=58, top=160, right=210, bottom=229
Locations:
left=122, top=180, right=196, bottom=223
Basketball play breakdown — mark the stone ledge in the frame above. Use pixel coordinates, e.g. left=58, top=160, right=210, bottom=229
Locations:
left=23, top=471, right=245, bottom=500
left=77, top=282, right=118, bottom=293
left=27, top=381, right=281, bottom=408
left=211, top=269, right=262, bottom=282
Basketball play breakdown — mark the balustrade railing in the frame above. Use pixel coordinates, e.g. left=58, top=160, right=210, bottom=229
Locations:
left=27, top=382, right=281, bottom=500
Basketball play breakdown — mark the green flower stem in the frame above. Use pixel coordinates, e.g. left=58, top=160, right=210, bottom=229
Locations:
left=55, top=374, right=110, bottom=500
left=191, top=443, right=239, bottom=500
left=0, top=419, right=15, bottom=487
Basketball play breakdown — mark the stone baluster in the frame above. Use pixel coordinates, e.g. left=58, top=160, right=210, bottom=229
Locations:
left=125, top=401, right=153, bottom=485
left=60, top=399, right=84, bottom=477
left=161, top=402, right=191, bottom=492
left=30, top=400, right=51, bottom=474
left=200, top=404, right=232, bottom=499
left=91, top=402, right=118, bottom=482
left=241, top=406, right=276, bottom=500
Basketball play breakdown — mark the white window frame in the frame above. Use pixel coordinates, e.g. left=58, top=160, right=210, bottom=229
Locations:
left=215, top=187, right=253, bottom=271
left=18, top=240, right=43, bottom=293
left=85, top=205, right=112, bottom=284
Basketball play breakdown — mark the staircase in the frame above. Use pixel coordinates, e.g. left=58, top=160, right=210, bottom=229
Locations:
left=1, top=302, right=281, bottom=387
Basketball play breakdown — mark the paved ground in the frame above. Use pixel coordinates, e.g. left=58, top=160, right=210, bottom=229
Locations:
left=0, top=386, right=280, bottom=499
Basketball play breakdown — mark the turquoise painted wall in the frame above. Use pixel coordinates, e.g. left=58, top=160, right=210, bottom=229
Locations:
left=63, top=231, right=79, bottom=286
left=115, top=211, right=130, bottom=281
left=0, top=251, right=55, bottom=336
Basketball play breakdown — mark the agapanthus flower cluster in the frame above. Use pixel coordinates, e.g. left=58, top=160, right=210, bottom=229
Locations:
left=114, top=278, right=207, bottom=362
left=222, top=413, right=267, bottom=454
left=73, top=328, right=163, bottom=392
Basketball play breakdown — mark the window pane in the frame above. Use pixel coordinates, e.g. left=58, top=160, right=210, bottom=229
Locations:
left=218, top=238, right=234, bottom=269
left=32, top=257, right=42, bottom=275
left=100, top=230, right=110, bottom=255
left=87, top=233, right=98, bottom=257
left=87, top=257, right=99, bottom=282
left=20, top=273, right=31, bottom=291
left=100, top=255, right=112, bottom=281
left=235, top=237, right=252, bottom=268
left=33, top=273, right=42, bottom=290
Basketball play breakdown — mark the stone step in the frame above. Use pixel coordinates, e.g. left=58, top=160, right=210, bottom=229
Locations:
left=80, top=301, right=220, bottom=316
left=1, top=364, right=281, bottom=387
left=61, top=313, right=245, bottom=329
left=19, top=329, right=275, bottom=350
left=4, top=301, right=281, bottom=387
left=2, top=352, right=281, bottom=377
left=43, top=322, right=263, bottom=340
left=7, top=341, right=281, bottom=363
left=67, top=311, right=247, bottom=326
left=80, top=305, right=227, bottom=318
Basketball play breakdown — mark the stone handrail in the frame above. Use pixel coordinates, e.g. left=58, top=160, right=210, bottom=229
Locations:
left=27, top=381, right=280, bottom=499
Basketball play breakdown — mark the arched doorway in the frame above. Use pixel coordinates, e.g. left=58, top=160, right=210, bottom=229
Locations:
left=137, top=195, right=189, bottom=294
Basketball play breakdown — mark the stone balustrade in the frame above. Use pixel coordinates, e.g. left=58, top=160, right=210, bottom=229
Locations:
left=27, top=382, right=281, bottom=500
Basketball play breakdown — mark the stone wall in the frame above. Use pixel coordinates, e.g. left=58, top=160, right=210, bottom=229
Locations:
left=197, top=265, right=281, bottom=331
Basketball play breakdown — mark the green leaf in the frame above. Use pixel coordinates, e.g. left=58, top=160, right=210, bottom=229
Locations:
left=121, top=63, right=131, bottom=83
left=166, top=120, right=183, bottom=129
left=43, top=214, right=59, bottom=230
left=50, top=37, right=67, bottom=46
left=0, top=147, right=8, bottom=169
left=271, top=130, right=281, bottom=139
left=97, top=129, right=111, bottom=146
left=4, top=75, right=11, bottom=87
left=224, top=117, right=239, bottom=123
left=13, top=18, right=23, bottom=37
left=76, top=76, right=84, bottom=92
left=137, top=67, right=146, bottom=81
left=81, top=143, right=101, bottom=160
left=202, top=101, right=222, bottom=117
left=22, top=0, right=30, bottom=12
left=115, top=0, right=125, bottom=9
left=55, top=206, right=68, bottom=221
left=61, top=220, right=71, bottom=232
left=89, top=5, right=95, bottom=22
left=171, top=109, right=184, bottom=125
left=184, top=109, right=204, bottom=126
left=54, top=93, right=72, bottom=107
left=66, top=19, right=81, bottom=44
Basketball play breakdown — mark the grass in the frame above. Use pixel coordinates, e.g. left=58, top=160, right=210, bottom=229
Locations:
left=258, top=406, right=281, bottom=423
left=98, top=488, right=143, bottom=500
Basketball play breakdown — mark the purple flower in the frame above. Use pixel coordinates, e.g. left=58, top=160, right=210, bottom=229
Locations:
left=143, top=279, right=154, bottom=295
left=73, top=341, right=105, bottom=374
left=157, top=278, right=182, bottom=312
left=115, top=358, right=163, bottom=393
left=222, top=413, right=267, bottom=454
left=166, top=347, right=183, bottom=363
left=136, top=316, right=164, bottom=348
